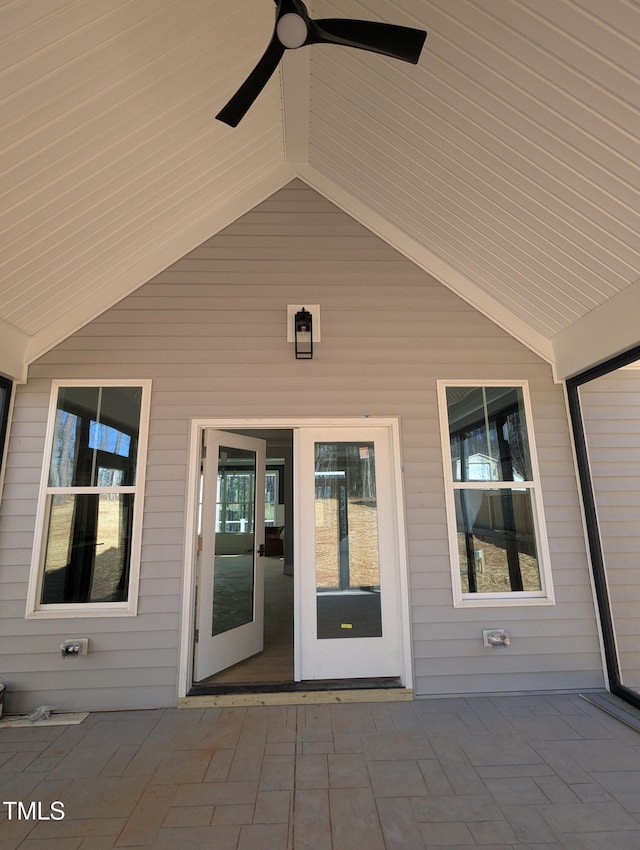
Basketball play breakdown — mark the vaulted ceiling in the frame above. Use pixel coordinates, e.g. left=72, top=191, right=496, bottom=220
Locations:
left=2, top=0, right=639, bottom=381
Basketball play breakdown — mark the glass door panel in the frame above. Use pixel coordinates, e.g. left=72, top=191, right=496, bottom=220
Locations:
left=195, top=431, right=265, bottom=682
left=212, top=447, right=256, bottom=636
left=297, top=427, right=405, bottom=682
left=314, top=442, right=382, bottom=639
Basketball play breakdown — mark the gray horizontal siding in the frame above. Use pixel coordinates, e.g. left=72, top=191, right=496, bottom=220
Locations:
left=580, top=369, right=640, bottom=691
left=0, top=180, right=601, bottom=710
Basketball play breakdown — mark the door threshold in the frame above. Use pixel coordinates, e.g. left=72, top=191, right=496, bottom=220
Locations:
left=180, top=687, right=413, bottom=708
left=183, top=677, right=411, bottom=707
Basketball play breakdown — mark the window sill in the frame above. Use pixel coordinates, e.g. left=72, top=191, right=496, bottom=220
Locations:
left=26, top=605, right=137, bottom=619
left=453, top=594, right=555, bottom=608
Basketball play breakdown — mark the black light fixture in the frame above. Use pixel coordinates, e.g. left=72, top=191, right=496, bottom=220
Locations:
left=294, top=308, right=313, bottom=359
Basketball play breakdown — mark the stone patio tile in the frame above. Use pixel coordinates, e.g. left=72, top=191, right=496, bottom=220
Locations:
left=297, top=727, right=333, bottom=744
left=79, top=838, right=118, bottom=850
left=548, top=739, right=640, bottom=772
left=58, top=776, right=148, bottom=820
left=228, top=727, right=268, bottom=782
left=418, top=820, right=474, bottom=846
left=100, top=745, right=139, bottom=777
left=330, top=704, right=376, bottom=734
left=476, top=762, right=554, bottom=779
left=121, top=741, right=167, bottom=778
left=538, top=801, right=640, bottom=833
left=253, top=790, right=291, bottom=823
left=329, top=787, right=385, bottom=850
left=505, top=715, right=585, bottom=740
left=212, top=804, right=254, bottom=825
left=569, top=782, right=614, bottom=803
left=238, top=822, right=289, bottom=850
left=243, top=705, right=290, bottom=729
left=459, top=734, right=543, bottom=767
left=203, top=748, right=233, bottom=781
left=151, top=748, right=212, bottom=784
left=499, top=803, right=558, bottom=844
left=0, top=751, right=42, bottom=772
left=417, top=758, right=455, bottom=795
left=162, top=805, right=213, bottom=827
left=0, top=816, right=39, bottom=850
left=266, top=724, right=297, bottom=744
left=30, top=816, right=126, bottom=839
left=483, top=775, right=549, bottom=805
left=376, top=797, right=425, bottom=850
left=468, top=818, right=518, bottom=844
left=24, top=756, right=65, bottom=774
left=590, top=770, right=640, bottom=811
left=361, top=729, right=434, bottom=761
left=114, top=783, right=177, bottom=847
left=331, top=732, right=362, bottom=753
left=173, top=780, right=257, bottom=807
left=258, top=754, right=295, bottom=790
left=457, top=708, right=493, bottom=736
left=48, top=743, right=117, bottom=780
left=535, top=774, right=582, bottom=803
left=532, top=741, right=593, bottom=784
left=295, top=753, right=328, bottom=789
left=302, top=740, right=335, bottom=754
left=327, top=753, right=369, bottom=788
left=0, top=772, right=42, bottom=803
left=266, top=741, right=295, bottom=755
left=292, top=789, right=331, bottom=850
left=367, top=759, right=429, bottom=798
left=2, top=694, right=640, bottom=850
left=563, top=713, right=620, bottom=740
left=14, top=839, right=83, bottom=850
left=557, top=830, right=640, bottom=850
left=411, top=794, right=504, bottom=823
left=436, top=750, right=487, bottom=795
left=153, top=824, right=240, bottom=849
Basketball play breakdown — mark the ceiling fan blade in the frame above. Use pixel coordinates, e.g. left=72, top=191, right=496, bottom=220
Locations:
left=309, top=19, right=427, bottom=64
left=216, top=36, right=285, bottom=127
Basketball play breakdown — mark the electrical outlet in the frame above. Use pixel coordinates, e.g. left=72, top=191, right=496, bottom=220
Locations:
left=482, top=629, right=509, bottom=647
left=60, top=638, right=89, bottom=657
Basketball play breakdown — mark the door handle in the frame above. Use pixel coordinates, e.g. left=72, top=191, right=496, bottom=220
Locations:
left=257, top=544, right=266, bottom=557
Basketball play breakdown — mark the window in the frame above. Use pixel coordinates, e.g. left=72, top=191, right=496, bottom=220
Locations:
left=0, top=376, right=13, bottom=499
left=27, top=381, right=151, bottom=617
left=438, top=382, right=553, bottom=606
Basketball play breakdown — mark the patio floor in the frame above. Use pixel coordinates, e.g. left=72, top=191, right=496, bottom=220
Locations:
left=1, top=692, right=640, bottom=849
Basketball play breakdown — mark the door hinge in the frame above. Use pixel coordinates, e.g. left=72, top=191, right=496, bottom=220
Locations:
left=194, top=629, right=199, bottom=643
left=201, top=445, right=207, bottom=460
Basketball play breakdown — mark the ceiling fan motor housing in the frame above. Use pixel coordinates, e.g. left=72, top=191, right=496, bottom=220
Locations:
left=276, top=13, right=308, bottom=49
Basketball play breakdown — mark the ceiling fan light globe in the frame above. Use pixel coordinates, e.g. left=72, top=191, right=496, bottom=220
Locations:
left=276, top=13, right=308, bottom=49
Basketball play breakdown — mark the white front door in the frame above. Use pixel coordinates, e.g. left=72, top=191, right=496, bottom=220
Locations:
left=296, top=426, right=405, bottom=681
left=194, top=430, right=266, bottom=681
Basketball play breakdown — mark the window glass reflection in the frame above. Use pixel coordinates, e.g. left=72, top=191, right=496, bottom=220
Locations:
left=49, top=386, right=141, bottom=487
left=447, top=386, right=532, bottom=483
left=455, top=489, right=541, bottom=593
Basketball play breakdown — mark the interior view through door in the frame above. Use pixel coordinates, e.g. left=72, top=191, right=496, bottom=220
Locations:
left=193, top=428, right=294, bottom=689
left=297, top=427, right=404, bottom=682
left=191, top=424, right=405, bottom=693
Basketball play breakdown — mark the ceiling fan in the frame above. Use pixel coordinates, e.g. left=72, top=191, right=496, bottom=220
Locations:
left=216, top=0, right=427, bottom=127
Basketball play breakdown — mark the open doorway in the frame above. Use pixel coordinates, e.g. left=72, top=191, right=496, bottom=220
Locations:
left=191, top=428, right=295, bottom=692
left=181, top=417, right=412, bottom=699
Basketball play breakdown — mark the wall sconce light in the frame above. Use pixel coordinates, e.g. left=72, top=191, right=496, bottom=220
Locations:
left=294, top=307, right=313, bottom=359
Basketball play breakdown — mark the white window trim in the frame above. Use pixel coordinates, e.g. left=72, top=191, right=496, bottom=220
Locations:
left=437, top=379, right=555, bottom=608
left=25, top=379, right=152, bottom=619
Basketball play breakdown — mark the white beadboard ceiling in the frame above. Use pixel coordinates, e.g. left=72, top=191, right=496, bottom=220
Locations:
left=1, top=0, right=638, bottom=380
